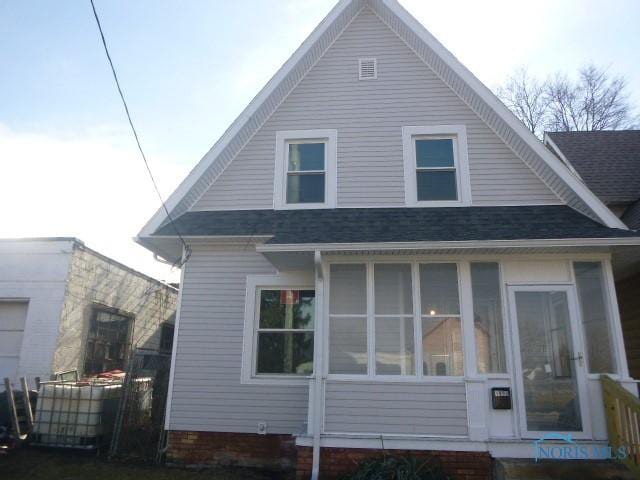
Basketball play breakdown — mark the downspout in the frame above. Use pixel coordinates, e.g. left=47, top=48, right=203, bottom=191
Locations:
left=311, top=250, right=324, bottom=480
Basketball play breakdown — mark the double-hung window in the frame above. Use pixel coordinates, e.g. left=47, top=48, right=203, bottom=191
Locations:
left=255, top=289, right=315, bottom=375
left=274, top=130, right=337, bottom=209
left=242, top=274, right=316, bottom=384
left=402, top=125, right=471, bottom=206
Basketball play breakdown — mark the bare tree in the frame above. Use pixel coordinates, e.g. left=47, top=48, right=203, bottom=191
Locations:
left=497, top=68, right=549, bottom=137
left=497, top=64, right=638, bottom=136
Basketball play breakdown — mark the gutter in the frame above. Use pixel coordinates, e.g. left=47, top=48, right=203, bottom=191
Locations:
left=256, top=237, right=640, bottom=253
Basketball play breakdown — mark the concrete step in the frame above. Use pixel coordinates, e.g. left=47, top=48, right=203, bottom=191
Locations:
left=494, top=459, right=636, bottom=480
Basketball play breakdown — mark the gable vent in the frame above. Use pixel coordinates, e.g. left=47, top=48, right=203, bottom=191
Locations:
left=359, top=58, right=377, bottom=80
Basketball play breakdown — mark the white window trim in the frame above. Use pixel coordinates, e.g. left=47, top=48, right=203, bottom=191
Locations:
left=241, top=272, right=315, bottom=385
left=274, top=129, right=337, bottom=210
left=402, top=125, right=472, bottom=207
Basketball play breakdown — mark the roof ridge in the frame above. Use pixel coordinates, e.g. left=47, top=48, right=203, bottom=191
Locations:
left=138, top=0, right=627, bottom=255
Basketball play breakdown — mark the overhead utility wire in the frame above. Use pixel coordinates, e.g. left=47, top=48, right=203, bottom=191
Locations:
left=89, top=0, right=191, bottom=267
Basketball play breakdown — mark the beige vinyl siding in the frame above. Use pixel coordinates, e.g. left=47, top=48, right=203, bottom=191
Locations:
left=193, top=8, right=558, bottom=211
left=168, top=244, right=309, bottom=433
left=324, top=381, right=468, bottom=436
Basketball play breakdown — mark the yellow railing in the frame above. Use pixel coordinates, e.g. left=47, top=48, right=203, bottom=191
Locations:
left=602, top=375, right=640, bottom=476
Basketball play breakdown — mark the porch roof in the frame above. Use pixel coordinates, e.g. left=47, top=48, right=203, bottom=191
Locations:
left=154, top=205, right=640, bottom=244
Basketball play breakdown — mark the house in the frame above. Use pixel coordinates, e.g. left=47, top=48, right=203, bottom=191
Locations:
left=136, top=1, right=640, bottom=478
left=544, top=131, right=640, bottom=381
left=544, top=131, right=640, bottom=230
left=0, top=238, right=177, bottom=387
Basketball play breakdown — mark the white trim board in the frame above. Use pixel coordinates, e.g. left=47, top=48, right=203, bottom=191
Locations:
left=256, top=237, right=640, bottom=253
left=138, top=0, right=625, bottom=248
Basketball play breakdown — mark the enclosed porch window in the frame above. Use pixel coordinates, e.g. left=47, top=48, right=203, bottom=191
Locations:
left=573, top=262, right=617, bottom=374
left=328, top=262, right=464, bottom=378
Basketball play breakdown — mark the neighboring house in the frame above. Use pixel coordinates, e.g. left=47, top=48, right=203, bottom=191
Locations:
left=545, top=131, right=640, bottom=381
left=0, top=238, right=177, bottom=387
left=545, top=131, right=640, bottom=230
left=137, top=1, right=640, bottom=478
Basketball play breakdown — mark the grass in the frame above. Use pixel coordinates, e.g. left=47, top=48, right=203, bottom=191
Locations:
left=0, top=447, right=282, bottom=480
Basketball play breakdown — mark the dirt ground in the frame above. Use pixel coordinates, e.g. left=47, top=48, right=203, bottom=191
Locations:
left=0, top=447, right=285, bottom=479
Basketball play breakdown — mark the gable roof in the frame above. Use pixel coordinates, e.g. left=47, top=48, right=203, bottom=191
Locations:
left=138, top=0, right=627, bottom=257
left=545, top=130, right=640, bottom=204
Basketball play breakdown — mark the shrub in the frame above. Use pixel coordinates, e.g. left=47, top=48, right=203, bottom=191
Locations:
left=341, top=454, right=451, bottom=480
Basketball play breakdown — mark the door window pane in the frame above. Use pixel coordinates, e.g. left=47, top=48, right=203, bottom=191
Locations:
left=422, top=317, right=463, bottom=376
left=419, top=264, right=460, bottom=315
left=376, top=317, right=415, bottom=375
left=515, top=291, right=583, bottom=432
left=330, top=264, right=366, bottom=314
left=329, top=316, right=367, bottom=374
left=374, top=264, right=412, bottom=315
left=471, top=263, right=506, bottom=374
left=574, top=262, right=616, bottom=373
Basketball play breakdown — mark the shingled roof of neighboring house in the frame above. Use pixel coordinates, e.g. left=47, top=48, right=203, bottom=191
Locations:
left=546, top=130, right=640, bottom=204
left=154, top=206, right=640, bottom=245
left=622, top=199, right=640, bottom=230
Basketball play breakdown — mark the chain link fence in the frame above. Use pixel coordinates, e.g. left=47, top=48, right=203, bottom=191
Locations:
left=109, top=348, right=171, bottom=463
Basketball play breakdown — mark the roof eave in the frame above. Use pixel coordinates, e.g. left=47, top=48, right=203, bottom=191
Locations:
left=256, top=237, right=640, bottom=253
left=137, top=0, right=359, bottom=239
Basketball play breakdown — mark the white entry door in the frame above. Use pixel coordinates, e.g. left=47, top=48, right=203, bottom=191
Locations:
left=508, top=285, right=591, bottom=439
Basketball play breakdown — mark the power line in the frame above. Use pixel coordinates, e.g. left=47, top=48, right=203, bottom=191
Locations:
left=89, top=0, right=191, bottom=267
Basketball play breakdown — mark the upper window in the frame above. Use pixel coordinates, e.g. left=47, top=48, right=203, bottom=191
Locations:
left=274, top=130, right=337, bottom=209
left=402, top=125, right=471, bottom=206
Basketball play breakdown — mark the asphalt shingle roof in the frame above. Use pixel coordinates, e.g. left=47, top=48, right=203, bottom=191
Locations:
left=154, top=206, right=640, bottom=244
left=622, top=199, right=640, bottom=230
left=547, top=131, right=640, bottom=204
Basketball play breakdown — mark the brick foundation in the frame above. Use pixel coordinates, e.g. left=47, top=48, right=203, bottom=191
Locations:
left=167, top=431, right=493, bottom=479
left=296, top=446, right=493, bottom=480
left=167, top=431, right=297, bottom=472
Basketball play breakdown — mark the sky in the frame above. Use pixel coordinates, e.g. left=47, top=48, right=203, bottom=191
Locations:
left=1, top=0, right=639, bottom=283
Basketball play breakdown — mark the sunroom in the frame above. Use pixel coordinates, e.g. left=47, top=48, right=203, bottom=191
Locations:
left=151, top=205, right=640, bottom=455
left=245, top=249, right=635, bottom=453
